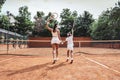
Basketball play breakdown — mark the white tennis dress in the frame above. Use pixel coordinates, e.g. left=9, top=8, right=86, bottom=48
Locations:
left=51, top=31, right=61, bottom=44
left=66, top=35, right=74, bottom=50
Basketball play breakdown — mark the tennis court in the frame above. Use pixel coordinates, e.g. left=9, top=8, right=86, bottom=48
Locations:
left=0, top=47, right=120, bottom=80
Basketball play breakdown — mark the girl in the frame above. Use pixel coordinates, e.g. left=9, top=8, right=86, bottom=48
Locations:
left=63, top=30, right=74, bottom=64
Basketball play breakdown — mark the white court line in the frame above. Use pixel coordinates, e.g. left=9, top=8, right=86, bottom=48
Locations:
left=82, top=55, right=120, bottom=75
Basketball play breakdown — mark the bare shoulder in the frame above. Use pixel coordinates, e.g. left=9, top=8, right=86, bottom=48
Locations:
left=56, top=28, right=60, bottom=32
left=50, top=28, right=53, bottom=32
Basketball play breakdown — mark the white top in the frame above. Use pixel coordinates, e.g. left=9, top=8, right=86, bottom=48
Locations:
left=66, top=35, right=73, bottom=45
left=51, top=31, right=58, bottom=37
left=51, top=30, right=61, bottom=44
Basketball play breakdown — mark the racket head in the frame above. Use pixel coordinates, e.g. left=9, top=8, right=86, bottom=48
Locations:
left=50, top=12, right=58, bottom=20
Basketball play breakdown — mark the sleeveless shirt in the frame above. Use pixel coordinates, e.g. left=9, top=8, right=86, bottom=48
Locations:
left=51, top=31, right=58, bottom=37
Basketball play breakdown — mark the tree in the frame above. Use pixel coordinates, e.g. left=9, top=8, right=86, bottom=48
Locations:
left=74, top=11, right=94, bottom=37
left=0, top=0, right=6, bottom=12
left=60, top=8, right=78, bottom=36
left=33, top=11, right=45, bottom=32
left=90, top=1, right=120, bottom=40
left=109, top=2, right=120, bottom=39
left=33, top=11, right=46, bottom=37
left=15, top=6, right=33, bottom=35
left=0, top=14, right=9, bottom=30
left=91, top=10, right=114, bottom=40
left=0, top=0, right=9, bottom=30
left=32, top=12, right=58, bottom=37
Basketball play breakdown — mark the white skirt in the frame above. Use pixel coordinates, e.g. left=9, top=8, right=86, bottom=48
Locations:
left=51, top=37, right=61, bottom=44
left=67, top=44, right=74, bottom=50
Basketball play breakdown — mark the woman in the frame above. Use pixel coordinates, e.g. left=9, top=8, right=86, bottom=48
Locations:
left=45, top=21, right=62, bottom=64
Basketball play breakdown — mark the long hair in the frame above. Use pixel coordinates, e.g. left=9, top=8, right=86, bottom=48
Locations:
left=53, top=23, right=57, bottom=32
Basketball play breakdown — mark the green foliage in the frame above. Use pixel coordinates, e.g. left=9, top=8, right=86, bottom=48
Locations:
left=33, top=11, right=46, bottom=37
left=60, top=8, right=78, bottom=36
left=0, top=0, right=9, bottom=30
left=36, top=11, right=44, bottom=18
left=60, top=9, right=94, bottom=37
left=32, top=12, right=58, bottom=37
left=0, top=1, right=120, bottom=39
left=90, top=1, right=120, bottom=40
left=0, top=11, right=19, bottom=33
left=0, top=14, right=10, bottom=30
left=15, top=6, right=34, bottom=36
left=0, top=0, right=6, bottom=12
left=74, top=11, right=94, bottom=37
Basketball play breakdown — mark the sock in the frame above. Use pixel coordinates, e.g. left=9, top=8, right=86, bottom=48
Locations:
left=53, top=58, right=56, bottom=60
left=67, top=57, right=69, bottom=60
left=71, top=58, right=73, bottom=60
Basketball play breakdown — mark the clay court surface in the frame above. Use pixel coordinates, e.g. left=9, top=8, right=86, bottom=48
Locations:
left=0, top=47, right=120, bottom=80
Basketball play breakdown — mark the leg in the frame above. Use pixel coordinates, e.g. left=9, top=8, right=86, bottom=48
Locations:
left=70, top=50, right=73, bottom=64
left=66, top=50, right=70, bottom=62
left=55, top=44, right=59, bottom=60
left=52, top=44, right=56, bottom=64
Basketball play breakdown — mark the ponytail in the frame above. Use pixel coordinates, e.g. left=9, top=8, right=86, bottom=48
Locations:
left=53, top=24, right=57, bottom=32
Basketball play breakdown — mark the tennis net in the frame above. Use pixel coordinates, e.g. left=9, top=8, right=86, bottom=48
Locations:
left=0, top=39, right=120, bottom=55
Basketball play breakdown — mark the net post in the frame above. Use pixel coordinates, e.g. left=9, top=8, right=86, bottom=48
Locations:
left=7, top=41, right=9, bottom=54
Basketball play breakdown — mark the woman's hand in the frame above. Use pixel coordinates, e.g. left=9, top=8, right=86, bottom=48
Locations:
left=60, top=40, right=64, bottom=45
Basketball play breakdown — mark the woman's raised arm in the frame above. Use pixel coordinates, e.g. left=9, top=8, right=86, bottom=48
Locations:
left=45, top=21, right=53, bottom=32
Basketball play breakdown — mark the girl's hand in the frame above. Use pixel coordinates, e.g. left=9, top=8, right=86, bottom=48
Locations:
left=59, top=40, right=63, bottom=44
left=61, top=42, right=64, bottom=44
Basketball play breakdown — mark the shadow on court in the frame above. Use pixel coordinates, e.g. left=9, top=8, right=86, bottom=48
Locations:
left=39, top=62, right=68, bottom=78
left=7, top=62, right=68, bottom=76
left=0, top=53, right=40, bottom=56
left=46, top=62, right=67, bottom=70
left=7, top=62, right=50, bottom=76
